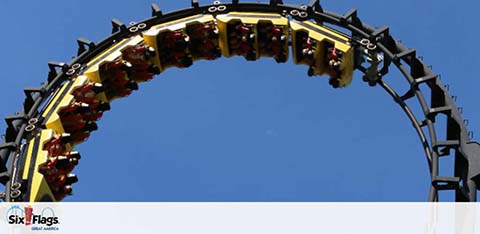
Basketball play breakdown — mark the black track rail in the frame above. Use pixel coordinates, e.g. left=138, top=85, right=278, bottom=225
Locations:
left=0, top=0, right=478, bottom=202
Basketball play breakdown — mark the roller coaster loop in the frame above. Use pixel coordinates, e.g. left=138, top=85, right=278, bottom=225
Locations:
left=0, top=0, right=479, bottom=202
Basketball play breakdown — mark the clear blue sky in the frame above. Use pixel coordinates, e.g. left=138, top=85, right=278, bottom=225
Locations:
left=0, top=1, right=478, bottom=201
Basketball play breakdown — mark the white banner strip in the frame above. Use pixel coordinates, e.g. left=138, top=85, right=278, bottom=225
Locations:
left=0, top=203, right=478, bottom=234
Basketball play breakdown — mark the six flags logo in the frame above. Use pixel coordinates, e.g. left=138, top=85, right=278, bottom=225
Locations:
left=6, top=205, right=59, bottom=227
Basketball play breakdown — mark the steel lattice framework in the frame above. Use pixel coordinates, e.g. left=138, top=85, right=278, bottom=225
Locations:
left=0, top=0, right=479, bottom=202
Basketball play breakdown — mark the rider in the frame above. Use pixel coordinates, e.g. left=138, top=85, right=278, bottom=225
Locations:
left=43, top=134, right=70, bottom=157
left=326, top=47, right=342, bottom=87
left=122, top=45, right=160, bottom=82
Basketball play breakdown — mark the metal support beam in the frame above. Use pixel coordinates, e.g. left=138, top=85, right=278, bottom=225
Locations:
left=0, top=171, right=9, bottom=185
left=371, top=26, right=389, bottom=40
left=23, top=87, right=45, bottom=113
left=427, top=106, right=452, bottom=119
left=77, top=38, right=95, bottom=56
left=270, top=0, right=283, bottom=6
left=467, top=179, right=477, bottom=201
left=0, top=143, right=17, bottom=179
left=111, top=18, right=127, bottom=34
left=5, top=114, right=26, bottom=130
left=191, top=0, right=199, bottom=8
left=393, top=48, right=416, bottom=63
left=151, top=3, right=163, bottom=17
left=308, top=0, right=322, bottom=13
left=413, top=74, right=437, bottom=86
left=47, top=61, right=67, bottom=82
left=342, top=9, right=357, bottom=21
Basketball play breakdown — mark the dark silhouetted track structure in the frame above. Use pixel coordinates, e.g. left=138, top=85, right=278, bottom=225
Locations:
left=0, top=0, right=479, bottom=202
